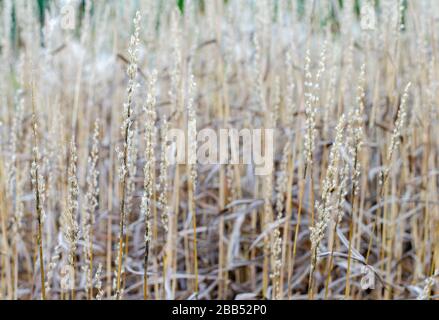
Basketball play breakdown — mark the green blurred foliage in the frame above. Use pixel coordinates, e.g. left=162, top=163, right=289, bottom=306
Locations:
left=177, top=0, right=184, bottom=14
left=1, top=0, right=409, bottom=41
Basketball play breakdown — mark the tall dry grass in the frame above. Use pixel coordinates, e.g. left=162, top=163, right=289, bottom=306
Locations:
left=0, top=0, right=438, bottom=300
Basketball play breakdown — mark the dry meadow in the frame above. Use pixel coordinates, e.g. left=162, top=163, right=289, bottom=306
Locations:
left=0, top=0, right=438, bottom=300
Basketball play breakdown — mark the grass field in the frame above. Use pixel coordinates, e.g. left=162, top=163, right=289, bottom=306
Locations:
left=0, top=0, right=438, bottom=300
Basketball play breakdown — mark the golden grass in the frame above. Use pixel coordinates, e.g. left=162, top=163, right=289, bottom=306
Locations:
left=0, top=0, right=438, bottom=300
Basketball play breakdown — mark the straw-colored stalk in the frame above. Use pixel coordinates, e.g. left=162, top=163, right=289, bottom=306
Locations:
left=115, top=11, right=142, bottom=298
left=309, top=114, right=345, bottom=299
left=141, top=70, right=157, bottom=299
left=83, top=119, right=100, bottom=299
left=30, top=84, right=46, bottom=300
left=61, top=138, right=79, bottom=300
left=186, top=74, right=198, bottom=295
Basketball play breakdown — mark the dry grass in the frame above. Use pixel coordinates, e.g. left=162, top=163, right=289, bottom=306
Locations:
left=0, top=0, right=438, bottom=300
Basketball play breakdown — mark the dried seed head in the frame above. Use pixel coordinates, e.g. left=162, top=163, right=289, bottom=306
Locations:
left=381, top=82, right=411, bottom=185
left=158, top=119, right=170, bottom=232
left=304, top=49, right=317, bottom=168
left=310, top=114, right=345, bottom=264
left=61, top=138, right=79, bottom=270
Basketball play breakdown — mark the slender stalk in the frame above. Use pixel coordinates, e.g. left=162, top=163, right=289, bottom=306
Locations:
left=31, top=84, right=46, bottom=300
